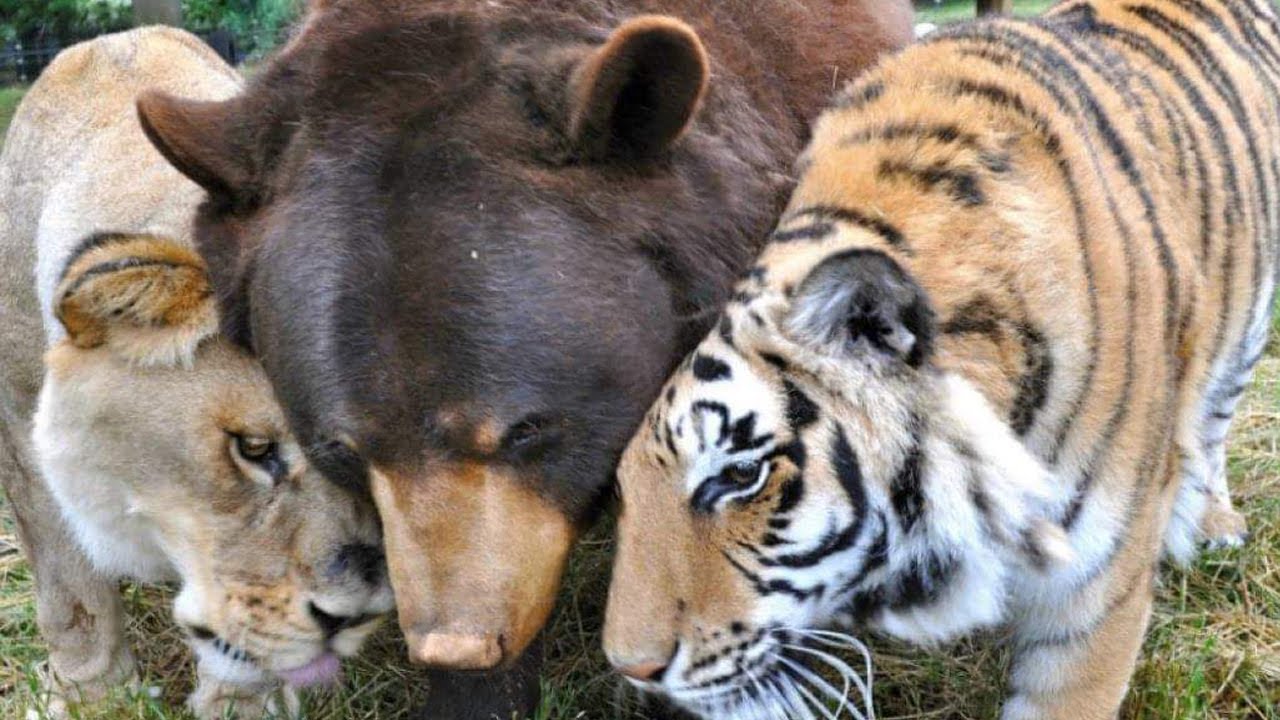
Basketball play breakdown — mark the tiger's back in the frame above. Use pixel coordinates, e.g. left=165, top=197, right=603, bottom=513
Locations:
left=789, top=0, right=1280, bottom=555
left=603, top=2, right=1279, bottom=718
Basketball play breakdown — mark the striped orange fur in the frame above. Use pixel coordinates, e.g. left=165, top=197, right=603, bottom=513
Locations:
left=603, top=1, right=1280, bottom=718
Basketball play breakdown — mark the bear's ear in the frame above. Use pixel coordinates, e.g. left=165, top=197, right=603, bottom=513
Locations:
left=55, top=234, right=219, bottom=367
left=786, top=248, right=936, bottom=368
left=568, top=15, right=709, bottom=159
left=136, top=91, right=251, bottom=198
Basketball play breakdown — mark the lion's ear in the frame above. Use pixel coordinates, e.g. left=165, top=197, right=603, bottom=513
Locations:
left=55, top=234, right=219, bottom=367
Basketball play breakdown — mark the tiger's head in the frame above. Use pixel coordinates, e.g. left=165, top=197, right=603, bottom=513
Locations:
left=604, top=238, right=1071, bottom=716
left=33, top=234, right=395, bottom=690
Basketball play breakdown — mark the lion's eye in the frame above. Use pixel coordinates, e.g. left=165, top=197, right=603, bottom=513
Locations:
left=725, top=460, right=762, bottom=485
left=229, top=433, right=288, bottom=486
left=235, top=436, right=276, bottom=462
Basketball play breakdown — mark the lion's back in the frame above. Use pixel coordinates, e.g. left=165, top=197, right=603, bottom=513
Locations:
left=0, top=27, right=240, bottom=454
left=0, top=27, right=241, bottom=420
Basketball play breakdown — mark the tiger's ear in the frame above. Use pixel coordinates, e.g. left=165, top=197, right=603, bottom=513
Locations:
left=55, top=234, right=219, bottom=367
left=568, top=15, right=709, bottom=159
left=786, top=249, right=936, bottom=367
left=137, top=92, right=251, bottom=198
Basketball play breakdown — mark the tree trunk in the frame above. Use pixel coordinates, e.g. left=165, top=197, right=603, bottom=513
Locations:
left=133, top=0, right=183, bottom=27
left=977, top=0, right=1015, bottom=15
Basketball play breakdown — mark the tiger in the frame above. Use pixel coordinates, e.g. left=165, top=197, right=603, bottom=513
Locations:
left=602, top=1, right=1280, bottom=718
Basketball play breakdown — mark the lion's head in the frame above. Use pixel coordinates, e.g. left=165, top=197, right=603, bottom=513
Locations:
left=33, top=233, right=394, bottom=688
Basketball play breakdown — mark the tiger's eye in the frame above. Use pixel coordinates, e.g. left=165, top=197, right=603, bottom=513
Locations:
left=725, top=461, right=761, bottom=485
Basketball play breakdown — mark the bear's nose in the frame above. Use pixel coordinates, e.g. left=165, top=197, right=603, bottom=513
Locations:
left=408, top=631, right=505, bottom=670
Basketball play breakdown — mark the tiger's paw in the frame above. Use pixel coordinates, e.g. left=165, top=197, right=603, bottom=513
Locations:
left=1200, top=498, right=1250, bottom=550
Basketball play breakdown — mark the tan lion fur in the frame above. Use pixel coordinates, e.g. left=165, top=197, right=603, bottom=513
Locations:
left=0, top=27, right=392, bottom=718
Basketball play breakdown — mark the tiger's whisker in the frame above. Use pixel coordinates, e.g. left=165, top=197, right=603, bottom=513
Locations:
left=783, top=642, right=875, bottom=720
left=774, top=655, right=849, bottom=720
left=790, top=627, right=876, bottom=714
left=776, top=672, right=820, bottom=720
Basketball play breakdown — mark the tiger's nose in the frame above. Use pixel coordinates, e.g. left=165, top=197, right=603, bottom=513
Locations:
left=617, top=661, right=668, bottom=683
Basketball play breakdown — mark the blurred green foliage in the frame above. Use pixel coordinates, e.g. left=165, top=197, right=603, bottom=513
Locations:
left=182, top=0, right=300, bottom=53
left=0, top=1, right=301, bottom=56
left=0, top=0, right=133, bottom=44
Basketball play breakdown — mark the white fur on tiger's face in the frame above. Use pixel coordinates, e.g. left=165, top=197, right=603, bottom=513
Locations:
left=605, top=247, right=1071, bottom=716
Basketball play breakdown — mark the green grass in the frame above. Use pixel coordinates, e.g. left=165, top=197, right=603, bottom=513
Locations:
left=0, top=87, right=27, bottom=143
left=915, top=0, right=1059, bottom=24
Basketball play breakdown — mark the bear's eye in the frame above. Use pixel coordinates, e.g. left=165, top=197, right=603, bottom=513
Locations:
left=725, top=460, right=762, bottom=485
left=502, top=414, right=564, bottom=461
left=235, top=435, right=276, bottom=462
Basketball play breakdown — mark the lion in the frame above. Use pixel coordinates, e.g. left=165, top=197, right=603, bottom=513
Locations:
left=0, top=27, right=394, bottom=718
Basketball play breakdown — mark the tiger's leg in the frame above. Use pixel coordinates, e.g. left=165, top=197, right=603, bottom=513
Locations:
left=0, top=418, right=136, bottom=711
left=1168, top=336, right=1268, bottom=557
left=1003, top=448, right=1175, bottom=720
left=1195, top=279, right=1278, bottom=548
left=1197, top=444, right=1248, bottom=549
left=1003, top=565, right=1156, bottom=720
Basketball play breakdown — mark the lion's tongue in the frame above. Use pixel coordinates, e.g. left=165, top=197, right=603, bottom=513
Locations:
left=278, top=653, right=342, bottom=688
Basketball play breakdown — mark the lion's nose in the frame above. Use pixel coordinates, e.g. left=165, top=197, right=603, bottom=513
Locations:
left=308, top=601, right=369, bottom=637
left=328, top=543, right=385, bottom=586
left=617, top=661, right=669, bottom=683
left=407, top=631, right=504, bottom=670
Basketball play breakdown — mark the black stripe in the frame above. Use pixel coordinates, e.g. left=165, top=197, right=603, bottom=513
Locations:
left=772, top=223, right=834, bottom=243
left=727, top=412, right=772, bottom=453
left=1153, top=1, right=1280, bottom=387
left=1010, top=321, right=1054, bottom=437
left=59, top=232, right=142, bottom=284
left=61, top=257, right=186, bottom=298
left=783, top=380, right=819, bottom=431
left=780, top=205, right=906, bottom=251
left=842, top=121, right=1015, bottom=174
left=690, top=400, right=730, bottom=451
left=891, top=550, right=961, bottom=610
left=774, top=477, right=805, bottom=514
left=832, top=427, right=868, bottom=529
left=720, top=550, right=814, bottom=601
left=877, top=159, right=986, bottom=206
left=759, top=352, right=789, bottom=371
left=941, top=296, right=1005, bottom=342
left=692, top=353, right=732, bottom=382
left=890, top=428, right=926, bottom=534
left=834, top=80, right=885, bottom=110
